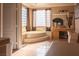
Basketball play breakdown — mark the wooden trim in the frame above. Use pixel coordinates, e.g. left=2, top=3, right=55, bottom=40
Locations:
left=32, top=8, right=51, bottom=10
left=1, top=3, right=3, bottom=37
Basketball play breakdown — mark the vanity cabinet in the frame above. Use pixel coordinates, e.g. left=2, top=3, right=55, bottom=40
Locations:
left=0, top=38, right=11, bottom=56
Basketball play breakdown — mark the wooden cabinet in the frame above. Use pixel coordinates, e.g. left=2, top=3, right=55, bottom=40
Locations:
left=0, top=45, right=6, bottom=56
left=0, top=38, right=11, bottom=56
left=51, top=26, right=70, bottom=40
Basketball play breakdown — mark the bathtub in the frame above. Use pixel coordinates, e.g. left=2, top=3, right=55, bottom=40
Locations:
left=23, top=31, right=47, bottom=39
left=22, top=31, right=49, bottom=43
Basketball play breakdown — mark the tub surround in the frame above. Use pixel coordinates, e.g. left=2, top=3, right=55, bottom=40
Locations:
left=22, top=31, right=49, bottom=43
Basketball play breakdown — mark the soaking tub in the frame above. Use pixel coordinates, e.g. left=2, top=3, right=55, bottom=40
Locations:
left=22, top=31, right=49, bottom=43
left=23, top=31, right=47, bottom=39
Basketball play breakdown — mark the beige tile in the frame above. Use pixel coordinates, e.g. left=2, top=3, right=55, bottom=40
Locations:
left=12, top=41, right=53, bottom=56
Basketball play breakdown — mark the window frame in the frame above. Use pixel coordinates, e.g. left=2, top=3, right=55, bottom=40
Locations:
left=32, top=9, right=51, bottom=31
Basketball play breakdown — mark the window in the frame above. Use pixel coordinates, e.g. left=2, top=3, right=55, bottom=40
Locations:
left=36, top=10, right=46, bottom=26
left=33, top=9, right=51, bottom=31
left=22, top=6, right=27, bottom=32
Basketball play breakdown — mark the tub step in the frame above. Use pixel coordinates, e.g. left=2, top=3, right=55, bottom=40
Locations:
left=24, top=36, right=50, bottom=43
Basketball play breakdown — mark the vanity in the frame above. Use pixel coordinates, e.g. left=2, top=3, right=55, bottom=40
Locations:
left=52, top=26, right=70, bottom=40
left=0, top=38, right=11, bottom=56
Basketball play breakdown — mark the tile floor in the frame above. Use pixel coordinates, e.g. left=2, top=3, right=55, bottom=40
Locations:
left=12, top=40, right=53, bottom=56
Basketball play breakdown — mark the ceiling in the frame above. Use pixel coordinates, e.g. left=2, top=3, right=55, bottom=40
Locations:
left=23, top=3, right=75, bottom=9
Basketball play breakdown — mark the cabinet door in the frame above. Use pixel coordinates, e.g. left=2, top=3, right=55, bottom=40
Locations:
left=52, top=30, right=59, bottom=40
left=0, top=45, right=6, bottom=56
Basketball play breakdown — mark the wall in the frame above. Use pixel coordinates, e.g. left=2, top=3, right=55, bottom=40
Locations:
left=51, top=6, right=75, bottom=30
left=29, top=6, right=75, bottom=38
left=3, top=3, right=17, bottom=49
left=75, top=19, right=79, bottom=33
left=51, top=6, right=74, bottom=14
left=30, top=6, right=74, bottom=30
left=3, top=3, right=22, bottom=49
left=75, top=5, right=79, bottom=33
